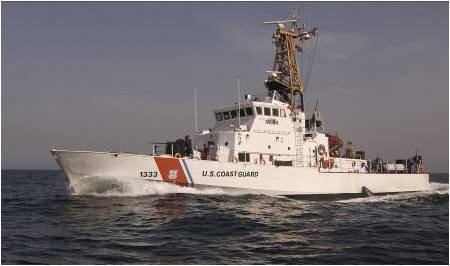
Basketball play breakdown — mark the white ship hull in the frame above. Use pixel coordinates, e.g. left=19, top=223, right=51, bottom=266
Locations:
left=51, top=149, right=430, bottom=197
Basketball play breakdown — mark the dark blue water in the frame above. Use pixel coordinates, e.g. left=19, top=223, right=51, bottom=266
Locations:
left=2, top=170, right=448, bottom=264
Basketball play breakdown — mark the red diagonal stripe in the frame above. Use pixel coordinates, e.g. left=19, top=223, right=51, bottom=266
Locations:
left=154, top=157, right=188, bottom=186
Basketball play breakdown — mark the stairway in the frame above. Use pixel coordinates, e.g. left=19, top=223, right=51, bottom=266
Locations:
left=294, top=118, right=304, bottom=167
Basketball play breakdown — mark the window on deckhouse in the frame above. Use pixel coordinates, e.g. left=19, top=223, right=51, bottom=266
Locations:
left=264, top=107, right=271, bottom=116
left=230, top=110, right=238, bottom=118
left=223, top=111, right=231, bottom=120
left=256, top=106, right=262, bottom=115
left=238, top=152, right=250, bottom=162
left=215, top=113, right=223, bottom=121
left=272, top=108, right=279, bottom=117
left=245, top=107, right=253, bottom=116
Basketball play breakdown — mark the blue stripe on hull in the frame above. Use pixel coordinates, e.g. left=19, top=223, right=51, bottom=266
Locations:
left=181, top=159, right=194, bottom=185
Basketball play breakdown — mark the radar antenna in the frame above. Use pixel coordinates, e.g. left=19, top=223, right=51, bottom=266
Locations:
left=263, top=10, right=318, bottom=110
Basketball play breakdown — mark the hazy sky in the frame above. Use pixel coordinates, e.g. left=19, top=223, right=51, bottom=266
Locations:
left=2, top=2, right=448, bottom=172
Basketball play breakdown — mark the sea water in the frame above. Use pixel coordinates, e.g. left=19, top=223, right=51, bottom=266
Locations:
left=2, top=170, right=448, bottom=264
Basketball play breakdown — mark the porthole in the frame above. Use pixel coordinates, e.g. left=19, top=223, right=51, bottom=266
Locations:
left=268, top=145, right=271, bottom=149
left=288, top=147, right=291, bottom=151
left=224, top=142, right=228, bottom=146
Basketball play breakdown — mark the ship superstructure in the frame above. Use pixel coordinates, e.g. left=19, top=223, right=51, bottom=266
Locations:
left=51, top=11, right=429, bottom=197
left=192, top=13, right=367, bottom=174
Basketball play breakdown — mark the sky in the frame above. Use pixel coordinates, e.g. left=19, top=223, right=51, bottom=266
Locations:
left=2, top=2, right=448, bottom=172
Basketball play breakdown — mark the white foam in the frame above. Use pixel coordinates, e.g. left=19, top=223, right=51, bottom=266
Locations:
left=428, top=182, right=449, bottom=192
left=337, top=182, right=448, bottom=203
left=70, top=176, right=239, bottom=197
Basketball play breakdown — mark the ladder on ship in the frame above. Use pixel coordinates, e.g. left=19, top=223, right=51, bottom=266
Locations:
left=294, top=117, right=304, bottom=167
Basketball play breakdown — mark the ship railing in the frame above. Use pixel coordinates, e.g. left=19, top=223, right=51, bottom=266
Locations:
left=209, top=148, right=296, bottom=165
left=364, top=159, right=427, bottom=174
left=323, top=158, right=427, bottom=174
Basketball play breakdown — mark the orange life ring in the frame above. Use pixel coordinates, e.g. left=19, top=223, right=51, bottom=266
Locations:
left=318, top=144, right=326, bottom=156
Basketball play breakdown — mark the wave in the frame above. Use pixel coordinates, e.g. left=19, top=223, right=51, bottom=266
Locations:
left=70, top=176, right=228, bottom=197
left=337, top=182, right=448, bottom=203
left=428, top=182, right=449, bottom=192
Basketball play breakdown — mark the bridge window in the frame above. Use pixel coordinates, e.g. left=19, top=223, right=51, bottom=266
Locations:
left=230, top=109, right=238, bottom=118
left=256, top=106, right=262, bottom=115
left=238, top=152, right=250, bottom=162
left=239, top=108, right=246, bottom=117
left=215, top=113, right=223, bottom=121
left=272, top=108, right=279, bottom=117
left=264, top=107, right=271, bottom=116
left=280, top=109, right=286, bottom=117
left=223, top=111, right=231, bottom=120
left=245, top=107, right=253, bottom=116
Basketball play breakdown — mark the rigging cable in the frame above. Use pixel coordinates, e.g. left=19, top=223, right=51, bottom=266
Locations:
left=304, top=35, right=319, bottom=91
left=303, top=38, right=313, bottom=89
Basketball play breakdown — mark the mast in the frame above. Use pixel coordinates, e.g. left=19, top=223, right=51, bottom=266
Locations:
left=263, top=10, right=317, bottom=111
left=237, top=77, right=241, bottom=130
left=194, top=88, right=198, bottom=135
